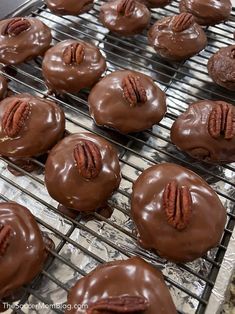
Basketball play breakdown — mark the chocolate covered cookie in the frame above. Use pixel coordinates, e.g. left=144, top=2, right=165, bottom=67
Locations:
left=66, top=257, right=177, bottom=314
left=148, top=13, right=207, bottom=61
left=0, top=76, right=8, bottom=100
left=45, top=133, right=121, bottom=213
left=131, top=163, right=226, bottom=263
left=88, top=70, right=166, bottom=134
left=0, top=94, right=65, bottom=174
left=138, top=0, right=172, bottom=8
left=0, top=202, right=52, bottom=300
left=100, top=0, right=151, bottom=36
left=42, top=40, right=106, bottom=94
left=171, top=100, right=235, bottom=163
left=207, top=45, right=235, bottom=91
left=0, top=17, right=51, bottom=65
left=179, top=0, right=232, bottom=26
left=45, top=0, right=94, bottom=15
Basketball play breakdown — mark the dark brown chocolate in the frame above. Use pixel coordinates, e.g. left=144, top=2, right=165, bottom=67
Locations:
left=0, top=76, right=8, bottom=101
left=138, top=0, right=172, bottom=7
left=100, top=0, right=151, bottom=36
left=148, top=13, right=207, bottom=61
left=171, top=100, right=235, bottom=163
left=131, top=163, right=226, bottom=263
left=45, top=0, right=94, bottom=15
left=88, top=70, right=166, bottom=134
left=42, top=40, right=106, bottom=94
left=0, top=94, right=65, bottom=158
left=207, top=45, right=235, bottom=91
left=66, top=257, right=177, bottom=314
left=179, top=0, right=232, bottom=26
left=0, top=202, right=49, bottom=299
left=0, top=17, right=51, bottom=65
left=45, top=133, right=121, bottom=212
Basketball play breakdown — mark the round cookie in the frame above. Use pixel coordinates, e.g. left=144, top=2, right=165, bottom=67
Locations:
left=148, top=13, right=207, bottom=61
left=88, top=70, right=166, bottom=134
left=45, top=133, right=121, bottom=212
left=0, top=17, right=51, bottom=65
left=100, top=0, right=151, bottom=36
left=138, top=0, right=172, bottom=8
left=45, top=0, right=94, bottom=15
left=131, top=163, right=226, bottom=263
left=171, top=100, right=235, bottom=163
left=0, top=94, right=65, bottom=158
left=0, top=76, right=8, bottom=100
left=0, top=202, right=50, bottom=299
left=66, top=257, right=177, bottom=314
left=207, top=45, right=235, bottom=91
left=179, top=0, right=232, bottom=26
left=42, top=40, right=106, bottom=94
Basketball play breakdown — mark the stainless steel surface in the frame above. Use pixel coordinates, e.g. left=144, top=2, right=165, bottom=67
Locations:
left=0, top=1, right=234, bottom=313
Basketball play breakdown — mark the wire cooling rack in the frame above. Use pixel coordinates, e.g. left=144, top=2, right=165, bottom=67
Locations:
left=0, top=1, right=234, bottom=313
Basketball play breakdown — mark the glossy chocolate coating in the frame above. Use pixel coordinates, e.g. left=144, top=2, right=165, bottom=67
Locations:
left=42, top=40, right=106, bottom=94
left=100, top=0, right=151, bottom=36
left=207, top=45, right=235, bottom=91
left=0, top=202, right=47, bottom=299
left=138, top=0, right=172, bottom=8
left=0, top=18, right=51, bottom=65
left=148, top=14, right=207, bottom=61
left=131, top=163, right=226, bottom=263
left=171, top=100, right=235, bottom=163
left=0, top=76, right=7, bottom=100
left=0, top=94, right=65, bottom=158
left=66, top=257, right=177, bottom=314
left=45, top=133, right=121, bottom=212
left=88, top=70, right=166, bottom=134
left=179, top=0, right=232, bottom=26
left=45, top=0, right=94, bottom=15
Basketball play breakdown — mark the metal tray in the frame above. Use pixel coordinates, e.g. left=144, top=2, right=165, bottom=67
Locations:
left=0, top=1, right=234, bottom=313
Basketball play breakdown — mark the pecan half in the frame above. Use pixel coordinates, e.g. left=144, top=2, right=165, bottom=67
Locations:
left=63, top=43, right=85, bottom=65
left=172, top=13, right=194, bottom=32
left=208, top=102, right=235, bottom=140
left=0, top=224, right=13, bottom=256
left=122, top=74, right=147, bottom=107
left=2, top=100, right=30, bottom=138
left=73, top=140, right=102, bottom=179
left=87, top=295, right=149, bottom=313
left=2, top=18, right=31, bottom=36
left=163, top=180, right=192, bottom=231
left=117, top=0, right=135, bottom=17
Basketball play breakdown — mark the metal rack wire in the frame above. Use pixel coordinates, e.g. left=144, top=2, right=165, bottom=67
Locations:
left=0, top=1, right=234, bottom=313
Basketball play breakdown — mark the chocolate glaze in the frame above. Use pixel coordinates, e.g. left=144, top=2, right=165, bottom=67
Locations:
left=100, top=0, right=151, bottom=36
left=0, top=94, right=65, bottom=158
left=45, top=133, right=121, bottom=212
left=66, top=257, right=177, bottom=314
left=0, top=18, right=51, bottom=65
left=45, top=0, right=94, bottom=15
left=0, top=76, right=8, bottom=101
left=171, top=100, right=235, bottom=163
left=207, top=45, right=235, bottom=91
left=0, top=202, right=48, bottom=299
left=131, top=163, right=226, bottom=263
left=88, top=70, right=166, bottom=134
left=138, top=0, right=172, bottom=8
left=148, top=13, right=207, bottom=61
left=42, top=40, right=106, bottom=94
left=179, top=0, right=232, bottom=26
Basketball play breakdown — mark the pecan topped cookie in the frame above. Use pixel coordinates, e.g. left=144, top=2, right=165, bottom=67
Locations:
left=0, top=17, right=51, bottom=65
left=88, top=70, right=166, bottom=134
left=131, top=163, right=226, bottom=262
left=45, top=133, right=121, bottom=213
left=171, top=100, right=235, bottom=163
